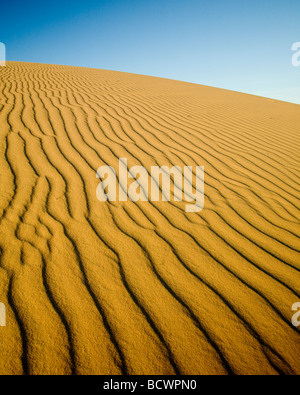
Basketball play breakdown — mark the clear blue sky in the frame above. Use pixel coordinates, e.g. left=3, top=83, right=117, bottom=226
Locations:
left=1, top=0, right=299, bottom=104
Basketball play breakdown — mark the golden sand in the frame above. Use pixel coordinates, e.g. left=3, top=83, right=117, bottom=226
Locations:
left=0, top=62, right=299, bottom=375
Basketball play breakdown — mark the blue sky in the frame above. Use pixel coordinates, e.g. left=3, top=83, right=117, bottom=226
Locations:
left=1, top=0, right=299, bottom=104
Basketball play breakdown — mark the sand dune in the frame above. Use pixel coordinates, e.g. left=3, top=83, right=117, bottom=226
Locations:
left=0, top=62, right=299, bottom=375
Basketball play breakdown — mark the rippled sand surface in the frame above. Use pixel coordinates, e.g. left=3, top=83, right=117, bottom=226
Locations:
left=0, top=62, right=299, bottom=375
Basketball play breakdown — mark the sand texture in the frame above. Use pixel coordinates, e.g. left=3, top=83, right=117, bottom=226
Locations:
left=0, top=62, right=299, bottom=375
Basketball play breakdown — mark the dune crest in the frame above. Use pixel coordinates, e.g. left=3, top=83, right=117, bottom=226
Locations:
left=0, top=62, right=299, bottom=375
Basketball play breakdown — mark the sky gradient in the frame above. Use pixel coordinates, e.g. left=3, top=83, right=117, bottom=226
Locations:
left=1, top=0, right=299, bottom=104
